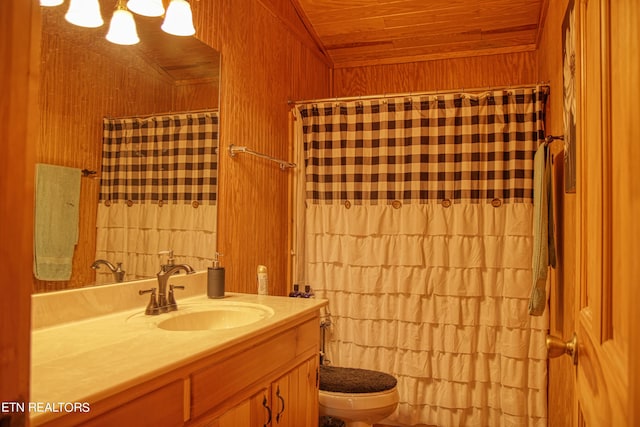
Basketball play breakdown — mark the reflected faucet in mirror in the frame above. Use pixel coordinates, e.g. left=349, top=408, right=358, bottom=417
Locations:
left=91, top=259, right=125, bottom=283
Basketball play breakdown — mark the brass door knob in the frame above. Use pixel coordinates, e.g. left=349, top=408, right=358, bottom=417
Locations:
left=546, top=332, right=578, bottom=365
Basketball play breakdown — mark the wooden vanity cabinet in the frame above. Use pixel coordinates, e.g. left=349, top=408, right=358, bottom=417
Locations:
left=35, top=311, right=320, bottom=427
left=189, top=312, right=320, bottom=427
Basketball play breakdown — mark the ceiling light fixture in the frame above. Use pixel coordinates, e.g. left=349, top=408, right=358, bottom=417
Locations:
left=106, top=0, right=140, bottom=45
left=42, top=0, right=197, bottom=42
left=64, top=0, right=104, bottom=28
left=40, top=0, right=64, bottom=7
left=127, top=0, right=165, bottom=18
left=161, top=0, right=196, bottom=37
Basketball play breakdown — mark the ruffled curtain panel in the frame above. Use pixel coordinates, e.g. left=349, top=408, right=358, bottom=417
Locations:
left=293, top=88, right=549, bottom=426
left=97, top=111, right=218, bottom=282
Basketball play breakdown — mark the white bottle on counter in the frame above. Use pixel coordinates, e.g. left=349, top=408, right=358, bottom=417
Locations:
left=257, top=265, right=268, bottom=295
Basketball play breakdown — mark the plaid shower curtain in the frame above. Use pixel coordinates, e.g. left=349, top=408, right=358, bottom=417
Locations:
left=294, top=87, right=550, bottom=426
left=100, top=112, right=218, bottom=205
left=96, top=111, right=219, bottom=281
left=300, top=90, right=546, bottom=205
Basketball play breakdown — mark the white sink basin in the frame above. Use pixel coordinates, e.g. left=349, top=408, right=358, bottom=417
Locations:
left=126, top=301, right=274, bottom=331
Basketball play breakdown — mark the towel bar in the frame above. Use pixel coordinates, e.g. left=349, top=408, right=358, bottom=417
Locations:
left=228, top=144, right=296, bottom=170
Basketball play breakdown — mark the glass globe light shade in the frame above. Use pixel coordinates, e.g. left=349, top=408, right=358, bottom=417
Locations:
left=106, top=8, right=140, bottom=45
left=127, top=0, right=165, bottom=17
left=161, top=0, right=196, bottom=37
left=40, top=0, right=64, bottom=7
left=65, top=0, right=104, bottom=28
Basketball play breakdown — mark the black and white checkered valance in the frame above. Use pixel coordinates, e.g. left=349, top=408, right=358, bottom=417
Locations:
left=100, top=111, right=219, bottom=205
left=297, top=87, right=548, bottom=204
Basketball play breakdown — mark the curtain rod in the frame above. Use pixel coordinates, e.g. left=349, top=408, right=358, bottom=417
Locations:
left=288, top=82, right=550, bottom=105
left=104, top=108, right=218, bottom=120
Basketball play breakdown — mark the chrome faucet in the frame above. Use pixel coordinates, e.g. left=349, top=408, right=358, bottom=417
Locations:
left=155, top=263, right=195, bottom=313
left=91, top=259, right=125, bottom=283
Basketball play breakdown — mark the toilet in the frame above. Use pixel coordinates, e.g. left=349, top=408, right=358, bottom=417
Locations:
left=318, top=365, right=399, bottom=427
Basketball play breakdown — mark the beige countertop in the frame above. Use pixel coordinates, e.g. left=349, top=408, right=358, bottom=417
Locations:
left=30, top=275, right=326, bottom=425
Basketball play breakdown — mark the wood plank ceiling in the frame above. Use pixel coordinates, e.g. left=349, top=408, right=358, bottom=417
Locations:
left=292, top=0, right=546, bottom=68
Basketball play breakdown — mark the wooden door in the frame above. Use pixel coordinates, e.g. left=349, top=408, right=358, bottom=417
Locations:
left=0, top=1, right=37, bottom=426
left=552, top=0, right=640, bottom=425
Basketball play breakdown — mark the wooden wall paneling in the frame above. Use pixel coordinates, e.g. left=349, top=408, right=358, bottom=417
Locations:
left=290, top=41, right=332, bottom=102
left=256, top=0, right=331, bottom=66
left=331, top=51, right=538, bottom=97
left=172, top=82, right=219, bottom=111
left=286, top=41, right=332, bottom=288
left=192, top=0, right=222, bottom=52
left=536, top=0, right=578, bottom=425
left=215, top=0, right=331, bottom=296
left=217, top=0, right=296, bottom=297
left=0, top=0, right=37, bottom=423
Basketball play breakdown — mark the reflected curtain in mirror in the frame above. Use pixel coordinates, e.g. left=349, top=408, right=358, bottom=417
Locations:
left=96, top=111, right=219, bottom=283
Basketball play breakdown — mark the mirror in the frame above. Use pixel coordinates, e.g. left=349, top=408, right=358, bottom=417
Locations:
left=35, top=3, right=221, bottom=292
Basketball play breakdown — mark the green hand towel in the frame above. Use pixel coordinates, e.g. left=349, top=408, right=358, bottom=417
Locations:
left=529, top=144, right=549, bottom=316
left=33, top=163, right=81, bottom=281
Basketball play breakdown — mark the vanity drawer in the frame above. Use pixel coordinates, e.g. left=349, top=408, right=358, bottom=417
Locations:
left=44, top=380, right=186, bottom=427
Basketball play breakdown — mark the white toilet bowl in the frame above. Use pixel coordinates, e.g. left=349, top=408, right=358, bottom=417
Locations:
left=319, top=366, right=399, bottom=427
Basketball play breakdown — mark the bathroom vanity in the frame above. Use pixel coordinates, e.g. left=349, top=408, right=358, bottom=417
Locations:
left=30, top=272, right=326, bottom=426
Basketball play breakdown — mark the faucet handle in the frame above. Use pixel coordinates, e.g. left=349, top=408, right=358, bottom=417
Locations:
left=114, top=262, right=126, bottom=283
left=167, top=285, right=185, bottom=311
left=158, top=250, right=175, bottom=272
left=139, top=288, right=159, bottom=315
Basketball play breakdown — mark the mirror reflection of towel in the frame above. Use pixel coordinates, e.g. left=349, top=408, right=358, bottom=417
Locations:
left=34, top=163, right=81, bottom=281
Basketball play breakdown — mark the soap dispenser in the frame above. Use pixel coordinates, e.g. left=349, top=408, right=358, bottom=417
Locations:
left=207, top=252, right=225, bottom=298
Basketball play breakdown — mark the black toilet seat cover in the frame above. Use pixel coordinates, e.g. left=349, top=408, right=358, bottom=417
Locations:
left=319, top=365, right=397, bottom=393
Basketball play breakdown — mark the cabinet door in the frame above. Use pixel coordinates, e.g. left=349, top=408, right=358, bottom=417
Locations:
left=250, top=388, right=273, bottom=427
left=217, top=399, right=251, bottom=427
left=271, top=357, right=319, bottom=427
